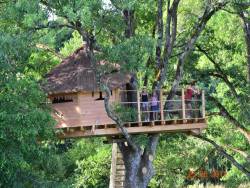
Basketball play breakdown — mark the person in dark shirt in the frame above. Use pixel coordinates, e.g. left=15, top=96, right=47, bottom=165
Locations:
left=141, top=88, right=149, bottom=121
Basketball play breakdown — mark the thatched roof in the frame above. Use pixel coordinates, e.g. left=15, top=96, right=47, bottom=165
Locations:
left=43, top=46, right=131, bottom=95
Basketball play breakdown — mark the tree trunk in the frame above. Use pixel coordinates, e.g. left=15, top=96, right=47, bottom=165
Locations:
left=123, top=9, right=135, bottom=38
left=117, top=135, right=158, bottom=188
left=239, top=11, right=250, bottom=83
left=244, top=13, right=250, bottom=83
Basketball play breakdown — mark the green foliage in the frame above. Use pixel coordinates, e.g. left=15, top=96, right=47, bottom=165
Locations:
left=183, top=7, right=250, bottom=187
left=65, top=139, right=111, bottom=188
left=27, top=50, right=60, bottom=79
left=223, top=165, right=250, bottom=188
left=149, top=134, right=212, bottom=187
left=0, top=0, right=249, bottom=187
left=101, top=35, right=154, bottom=73
left=0, top=74, right=57, bottom=186
left=73, top=148, right=111, bottom=188
left=60, top=31, right=83, bottom=57
left=113, top=103, right=138, bottom=122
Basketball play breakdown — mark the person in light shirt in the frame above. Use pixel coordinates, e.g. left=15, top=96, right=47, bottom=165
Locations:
left=151, top=91, right=159, bottom=120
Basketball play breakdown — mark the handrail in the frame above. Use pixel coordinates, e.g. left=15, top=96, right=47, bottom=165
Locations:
left=118, top=88, right=197, bottom=92
left=119, top=99, right=202, bottom=104
left=116, top=88, right=205, bottom=123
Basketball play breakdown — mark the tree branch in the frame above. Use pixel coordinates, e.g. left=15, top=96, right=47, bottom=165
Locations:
left=36, top=43, right=64, bottom=60
left=222, top=144, right=250, bottom=161
left=155, top=0, right=163, bottom=71
left=157, top=0, right=180, bottom=88
left=103, top=85, right=137, bottom=151
left=238, top=10, right=250, bottom=83
left=208, top=95, right=250, bottom=143
left=196, top=45, right=239, bottom=100
left=193, top=134, right=250, bottom=178
left=32, top=22, right=75, bottom=31
left=206, top=112, right=221, bottom=117
left=167, top=1, right=227, bottom=100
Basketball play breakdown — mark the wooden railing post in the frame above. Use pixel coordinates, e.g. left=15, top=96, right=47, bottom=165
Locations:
left=116, top=88, right=120, bottom=102
left=160, top=89, right=164, bottom=124
left=137, top=90, right=142, bottom=126
left=202, top=90, right=205, bottom=119
left=182, top=88, right=186, bottom=122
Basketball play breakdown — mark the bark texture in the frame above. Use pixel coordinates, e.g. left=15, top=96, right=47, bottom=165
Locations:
left=117, top=135, right=159, bottom=188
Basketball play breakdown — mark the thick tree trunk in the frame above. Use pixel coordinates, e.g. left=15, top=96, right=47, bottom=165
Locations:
left=119, top=145, right=145, bottom=188
left=117, top=135, right=159, bottom=188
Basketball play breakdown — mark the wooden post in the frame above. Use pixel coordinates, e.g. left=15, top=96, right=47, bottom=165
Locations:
left=116, top=88, right=120, bottom=102
left=202, top=90, right=205, bottom=119
left=137, top=90, right=142, bottom=126
left=91, top=125, right=95, bottom=133
left=182, top=88, right=186, bottom=123
left=109, top=143, right=117, bottom=188
left=160, top=89, right=164, bottom=125
left=128, top=122, right=131, bottom=127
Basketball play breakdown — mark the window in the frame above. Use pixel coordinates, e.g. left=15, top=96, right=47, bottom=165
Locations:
left=52, top=95, right=73, bottom=103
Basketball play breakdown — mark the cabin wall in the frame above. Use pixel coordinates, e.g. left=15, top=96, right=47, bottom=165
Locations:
left=77, top=91, right=116, bottom=126
left=51, top=90, right=118, bottom=128
left=49, top=93, right=80, bottom=127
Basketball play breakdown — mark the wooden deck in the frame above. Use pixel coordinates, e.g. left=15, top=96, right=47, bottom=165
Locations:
left=52, top=88, right=207, bottom=139
left=57, top=118, right=206, bottom=139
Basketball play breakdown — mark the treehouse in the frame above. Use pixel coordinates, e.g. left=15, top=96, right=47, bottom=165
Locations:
left=44, top=46, right=207, bottom=139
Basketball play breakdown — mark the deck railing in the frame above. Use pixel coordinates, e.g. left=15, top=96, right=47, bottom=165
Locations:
left=113, top=89, right=205, bottom=124
left=54, top=88, right=206, bottom=138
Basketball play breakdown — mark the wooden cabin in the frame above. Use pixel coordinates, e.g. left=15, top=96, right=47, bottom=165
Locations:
left=44, top=47, right=207, bottom=139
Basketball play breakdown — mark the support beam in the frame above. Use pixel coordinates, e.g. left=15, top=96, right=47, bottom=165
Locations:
left=59, top=122, right=207, bottom=138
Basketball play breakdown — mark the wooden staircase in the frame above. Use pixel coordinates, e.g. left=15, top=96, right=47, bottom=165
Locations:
left=109, top=143, right=126, bottom=188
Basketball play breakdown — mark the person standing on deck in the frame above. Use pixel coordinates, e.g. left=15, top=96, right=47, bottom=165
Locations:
left=185, top=82, right=199, bottom=118
left=151, top=91, right=159, bottom=120
left=141, top=88, right=149, bottom=121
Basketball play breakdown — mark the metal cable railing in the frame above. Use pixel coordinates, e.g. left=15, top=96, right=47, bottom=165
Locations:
left=52, top=88, right=206, bottom=126
left=114, top=88, right=205, bottom=123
